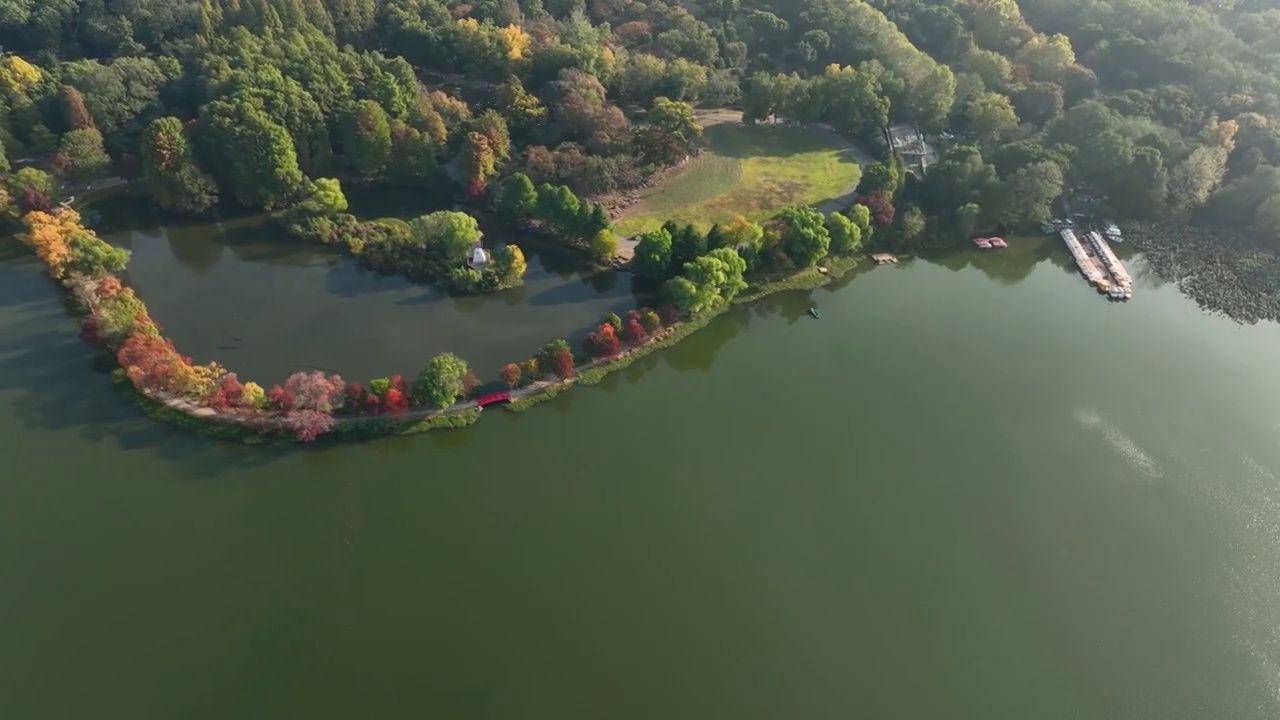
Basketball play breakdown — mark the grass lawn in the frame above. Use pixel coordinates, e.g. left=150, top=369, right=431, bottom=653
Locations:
left=613, top=123, right=862, bottom=236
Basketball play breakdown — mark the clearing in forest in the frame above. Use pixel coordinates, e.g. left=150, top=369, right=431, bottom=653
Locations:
left=613, top=122, right=863, bottom=237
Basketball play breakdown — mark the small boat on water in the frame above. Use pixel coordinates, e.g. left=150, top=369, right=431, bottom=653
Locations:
left=809, top=307, right=820, bottom=319
left=974, top=238, right=992, bottom=249
left=988, top=237, right=1007, bottom=248
left=1103, top=220, right=1122, bottom=242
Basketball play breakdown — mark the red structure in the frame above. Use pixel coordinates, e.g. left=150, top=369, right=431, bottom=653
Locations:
left=477, top=391, right=511, bottom=407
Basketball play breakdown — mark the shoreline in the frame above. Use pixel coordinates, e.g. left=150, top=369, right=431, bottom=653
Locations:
left=108, top=253, right=863, bottom=444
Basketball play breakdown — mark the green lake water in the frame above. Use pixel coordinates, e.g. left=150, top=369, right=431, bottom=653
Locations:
left=2, top=222, right=1280, bottom=719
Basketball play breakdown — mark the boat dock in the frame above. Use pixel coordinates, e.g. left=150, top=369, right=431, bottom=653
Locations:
left=872, top=253, right=899, bottom=265
left=1084, top=230, right=1131, bottom=287
left=1059, top=228, right=1110, bottom=290
left=1057, top=225, right=1133, bottom=299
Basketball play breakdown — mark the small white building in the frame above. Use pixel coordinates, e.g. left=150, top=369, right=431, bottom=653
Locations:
left=468, top=240, right=490, bottom=270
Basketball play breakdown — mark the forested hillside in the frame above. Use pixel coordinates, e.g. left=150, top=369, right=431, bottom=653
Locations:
left=0, top=0, right=1276, bottom=249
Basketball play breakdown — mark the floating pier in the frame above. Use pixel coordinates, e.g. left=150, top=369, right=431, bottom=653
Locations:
left=1084, top=230, right=1131, bottom=288
left=1058, top=225, right=1133, bottom=299
left=1059, top=228, right=1109, bottom=291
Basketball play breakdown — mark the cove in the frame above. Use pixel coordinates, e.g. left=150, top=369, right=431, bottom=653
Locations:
left=4, top=235, right=1280, bottom=718
left=91, top=189, right=646, bottom=384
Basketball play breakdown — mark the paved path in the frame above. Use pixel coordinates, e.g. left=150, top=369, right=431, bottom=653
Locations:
left=613, top=110, right=876, bottom=255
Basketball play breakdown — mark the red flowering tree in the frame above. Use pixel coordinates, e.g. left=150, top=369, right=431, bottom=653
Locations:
left=207, top=373, right=247, bottom=412
left=584, top=323, right=620, bottom=358
left=857, top=192, right=896, bottom=226
left=383, top=388, right=409, bottom=416
left=283, top=371, right=346, bottom=412
left=622, top=318, right=647, bottom=345
left=268, top=385, right=296, bottom=411
left=365, top=393, right=383, bottom=414
left=390, top=374, right=409, bottom=395
left=283, top=409, right=334, bottom=442
left=345, top=382, right=368, bottom=409
left=552, top=350, right=575, bottom=378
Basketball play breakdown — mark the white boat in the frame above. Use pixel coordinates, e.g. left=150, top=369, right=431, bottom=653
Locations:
left=1103, top=221, right=1122, bottom=242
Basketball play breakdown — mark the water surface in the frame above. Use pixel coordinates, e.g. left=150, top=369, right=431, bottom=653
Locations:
left=2, top=233, right=1279, bottom=719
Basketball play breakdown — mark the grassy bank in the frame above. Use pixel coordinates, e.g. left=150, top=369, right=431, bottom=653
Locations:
left=614, top=124, right=862, bottom=236
left=507, top=254, right=861, bottom=409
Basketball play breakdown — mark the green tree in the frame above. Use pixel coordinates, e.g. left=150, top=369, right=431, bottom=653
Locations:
left=417, top=352, right=470, bottom=410
left=536, top=183, right=580, bottom=234
left=140, top=116, right=217, bottom=215
left=495, top=75, right=546, bottom=136
left=664, top=275, right=711, bottom=314
left=488, top=244, right=527, bottom=287
left=590, top=229, right=617, bottom=259
left=411, top=211, right=483, bottom=262
left=1007, top=161, right=1064, bottom=224
left=826, top=212, right=862, bottom=255
left=52, top=128, right=110, bottom=183
left=858, top=161, right=900, bottom=198
left=343, top=99, right=392, bottom=177
left=847, top=204, right=874, bottom=244
left=671, top=224, right=707, bottom=268
left=199, top=98, right=302, bottom=209
left=964, top=91, right=1020, bottom=144
left=897, top=206, right=927, bottom=245
left=773, top=205, right=831, bottom=267
left=387, top=120, right=438, bottom=182
left=955, top=202, right=982, bottom=239
left=649, top=96, right=702, bottom=144
left=298, top=178, right=348, bottom=216
left=497, top=172, right=538, bottom=223
left=1169, top=145, right=1229, bottom=214
left=632, top=228, right=674, bottom=280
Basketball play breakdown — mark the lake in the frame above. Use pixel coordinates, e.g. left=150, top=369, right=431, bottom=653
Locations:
left=2, top=220, right=1280, bottom=719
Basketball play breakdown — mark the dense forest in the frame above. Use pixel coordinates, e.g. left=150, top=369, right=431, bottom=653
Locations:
left=0, top=0, right=1277, bottom=250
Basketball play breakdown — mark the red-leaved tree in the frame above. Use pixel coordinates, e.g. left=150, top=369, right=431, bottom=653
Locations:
left=268, top=385, right=296, bottom=411
left=660, top=304, right=681, bottom=326
left=622, top=318, right=647, bottom=345
left=584, top=322, right=620, bottom=358
left=384, top=388, right=409, bottom=416
left=365, top=394, right=382, bottom=414
left=552, top=350, right=575, bottom=378
left=207, top=373, right=247, bottom=412
left=117, top=331, right=185, bottom=393
left=283, top=409, right=335, bottom=442
left=857, top=192, right=896, bottom=226
left=345, top=382, right=367, bottom=409
left=19, top=188, right=52, bottom=213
